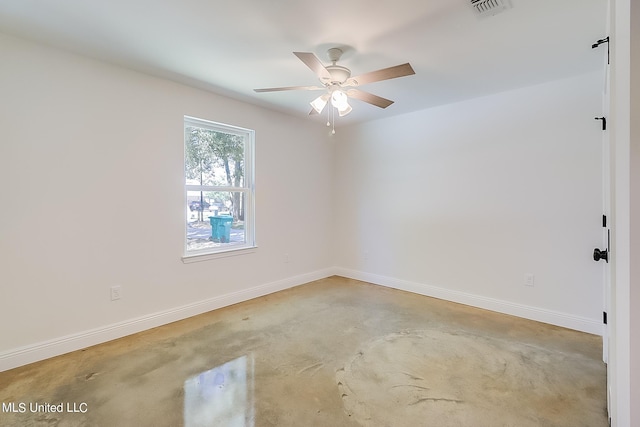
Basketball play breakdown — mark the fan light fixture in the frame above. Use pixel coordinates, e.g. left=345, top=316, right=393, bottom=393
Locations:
left=310, top=88, right=353, bottom=134
left=310, top=94, right=329, bottom=114
left=310, top=90, right=352, bottom=117
left=331, top=90, right=352, bottom=116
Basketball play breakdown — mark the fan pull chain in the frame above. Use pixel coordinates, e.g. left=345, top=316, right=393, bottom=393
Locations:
left=331, top=105, right=336, bottom=135
left=326, top=104, right=331, bottom=129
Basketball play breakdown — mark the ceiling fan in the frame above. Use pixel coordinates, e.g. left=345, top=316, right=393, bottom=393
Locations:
left=254, top=48, right=415, bottom=122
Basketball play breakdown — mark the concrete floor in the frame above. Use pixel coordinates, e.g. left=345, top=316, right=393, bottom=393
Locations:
left=0, top=276, right=607, bottom=426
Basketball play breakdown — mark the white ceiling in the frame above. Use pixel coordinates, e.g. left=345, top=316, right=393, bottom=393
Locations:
left=0, top=0, right=608, bottom=126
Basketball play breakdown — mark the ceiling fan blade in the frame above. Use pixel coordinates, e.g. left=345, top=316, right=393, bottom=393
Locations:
left=308, top=108, right=319, bottom=116
left=293, top=52, right=332, bottom=80
left=254, top=85, right=325, bottom=92
left=346, top=89, right=394, bottom=109
left=346, top=63, right=415, bottom=86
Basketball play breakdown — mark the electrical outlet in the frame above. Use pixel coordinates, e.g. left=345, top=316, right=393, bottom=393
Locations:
left=524, top=274, right=535, bottom=287
left=110, top=285, right=122, bottom=301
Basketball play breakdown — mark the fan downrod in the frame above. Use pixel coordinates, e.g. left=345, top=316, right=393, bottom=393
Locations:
left=327, top=47, right=344, bottom=63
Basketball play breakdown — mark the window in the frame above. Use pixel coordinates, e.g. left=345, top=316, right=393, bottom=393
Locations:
left=184, top=116, right=255, bottom=259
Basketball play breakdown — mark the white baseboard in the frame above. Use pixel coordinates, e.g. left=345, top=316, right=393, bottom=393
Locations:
left=0, top=268, right=334, bottom=372
left=334, top=267, right=604, bottom=336
left=1, top=267, right=602, bottom=372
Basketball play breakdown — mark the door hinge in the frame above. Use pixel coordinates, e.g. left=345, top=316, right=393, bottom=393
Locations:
left=603, top=311, right=608, bottom=325
left=603, top=214, right=607, bottom=227
left=592, top=36, right=610, bottom=64
left=595, top=117, right=607, bottom=131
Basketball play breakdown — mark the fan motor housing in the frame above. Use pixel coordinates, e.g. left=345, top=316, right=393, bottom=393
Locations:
left=322, top=65, right=351, bottom=84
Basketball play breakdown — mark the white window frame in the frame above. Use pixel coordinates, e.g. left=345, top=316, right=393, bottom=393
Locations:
left=182, top=116, right=256, bottom=262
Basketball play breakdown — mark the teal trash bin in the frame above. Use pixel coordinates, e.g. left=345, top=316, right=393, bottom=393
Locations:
left=209, top=215, right=233, bottom=243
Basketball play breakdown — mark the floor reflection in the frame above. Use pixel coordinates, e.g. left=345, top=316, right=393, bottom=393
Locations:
left=184, top=355, right=254, bottom=427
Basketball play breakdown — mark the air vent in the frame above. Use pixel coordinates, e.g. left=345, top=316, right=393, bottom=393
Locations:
left=470, top=0, right=512, bottom=17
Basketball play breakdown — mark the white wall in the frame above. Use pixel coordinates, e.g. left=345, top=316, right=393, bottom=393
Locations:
left=334, top=71, right=605, bottom=333
left=0, top=33, right=334, bottom=369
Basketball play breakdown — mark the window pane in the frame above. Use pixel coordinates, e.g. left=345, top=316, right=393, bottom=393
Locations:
left=186, top=191, right=247, bottom=253
left=185, top=127, right=245, bottom=188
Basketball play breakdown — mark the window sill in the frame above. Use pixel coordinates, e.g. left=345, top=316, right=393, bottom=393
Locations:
left=182, top=246, right=257, bottom=264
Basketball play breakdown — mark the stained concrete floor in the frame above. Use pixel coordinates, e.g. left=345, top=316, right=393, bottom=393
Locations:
left=0, top=276, right=607, bottom=427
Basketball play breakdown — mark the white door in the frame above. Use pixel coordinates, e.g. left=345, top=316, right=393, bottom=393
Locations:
left=594, top=35, right=612, bottom=418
